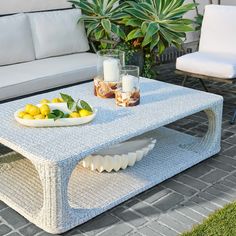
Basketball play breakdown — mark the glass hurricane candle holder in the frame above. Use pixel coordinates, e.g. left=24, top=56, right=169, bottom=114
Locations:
left=115, top=65, right=140, bottom=107
left=94, top=49, right=125, bottom=99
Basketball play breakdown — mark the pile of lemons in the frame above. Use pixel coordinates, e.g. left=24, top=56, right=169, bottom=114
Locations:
left=18, top=97, right=92, bottom=120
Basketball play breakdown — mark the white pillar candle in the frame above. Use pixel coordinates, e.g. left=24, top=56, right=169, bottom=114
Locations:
left=103, top=58, right=120, bottom=82
left=122, top=75, right=137, bottom=92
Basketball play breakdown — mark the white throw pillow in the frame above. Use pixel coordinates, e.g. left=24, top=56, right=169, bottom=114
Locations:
left=28, top=9, right=90, bottom=59
left=0, top=14, right=35, bottom=66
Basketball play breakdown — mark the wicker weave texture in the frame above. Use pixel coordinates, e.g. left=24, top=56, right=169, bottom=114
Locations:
left=0, top=79, right=222, bottom=164
left=0, top=79, right=223, bottom=233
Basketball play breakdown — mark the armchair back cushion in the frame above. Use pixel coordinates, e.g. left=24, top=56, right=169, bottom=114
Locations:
left=28, top=9, right=89, bottom=59
left=0, top=14, right=35, bottom=66
left=199, top=5, right=236, bottom=55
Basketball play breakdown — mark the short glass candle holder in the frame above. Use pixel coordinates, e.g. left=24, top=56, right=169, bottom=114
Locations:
left=94, top=49, right=125, bottom=99
left=115, top=65, right=140, bottom=107
left=94, top=78, right=121, bottom=99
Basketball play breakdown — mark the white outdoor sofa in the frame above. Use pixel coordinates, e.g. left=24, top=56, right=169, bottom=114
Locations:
left=0, top=9, right=97, bottom=102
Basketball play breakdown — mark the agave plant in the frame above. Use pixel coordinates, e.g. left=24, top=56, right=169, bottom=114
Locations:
left=192, top=0, right=203, bottom=31
left=123, top=0, right=196, bottom=54
left=69, top=0, right=128, bottom=45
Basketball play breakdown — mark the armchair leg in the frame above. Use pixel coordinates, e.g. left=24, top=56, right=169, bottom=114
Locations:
left=181, top=75, right=188, bottom=87
left=181, top=76, right=209, bottom=93
left=199, top=79, right=209, bottom=92
left=230, top=109, right=236, bottom=125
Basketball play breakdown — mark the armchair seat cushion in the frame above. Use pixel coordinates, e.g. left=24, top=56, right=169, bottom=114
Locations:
left=0, top=53, right=97, bottom=101
left=176, top=52, right=236, bottom=79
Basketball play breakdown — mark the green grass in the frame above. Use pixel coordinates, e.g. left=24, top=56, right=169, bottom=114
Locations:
left=182, top=202, right=236, bottom=236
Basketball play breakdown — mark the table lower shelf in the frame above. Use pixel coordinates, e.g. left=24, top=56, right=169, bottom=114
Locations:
left=0, top=127, right=219, bottom=232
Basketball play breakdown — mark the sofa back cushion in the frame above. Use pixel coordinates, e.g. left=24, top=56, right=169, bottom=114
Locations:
left=0, top=14, right=35, bottom=66
left=28, top=9, right=90, bottom=59
left=199, top=5, right=236, bottom=55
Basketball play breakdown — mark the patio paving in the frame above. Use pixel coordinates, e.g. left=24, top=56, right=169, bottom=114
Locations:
left=0, top=63, right=235, bottom=236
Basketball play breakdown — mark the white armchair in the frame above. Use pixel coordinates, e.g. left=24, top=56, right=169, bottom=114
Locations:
left=176, top=5, right=236, bottom=124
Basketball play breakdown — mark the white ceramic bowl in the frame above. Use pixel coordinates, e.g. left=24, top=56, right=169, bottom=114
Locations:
left=14, top=103, right=97, bottom=127
left=80, top=138, right=156, bottom=172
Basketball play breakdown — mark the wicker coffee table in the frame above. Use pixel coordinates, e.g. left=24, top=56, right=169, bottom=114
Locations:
left=0, top=78, right=223, bottom=234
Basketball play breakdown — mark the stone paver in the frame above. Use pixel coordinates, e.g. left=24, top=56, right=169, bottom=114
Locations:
left=0, top=62, right=236, bottom=235
left=200, top=169, right=228, bottom=184
left=154, top=192, right=184, bottom=212
left=124, top=199, right=161, bottom=219
left=158, top=214, right=187, bottom=233
left=163, top=180, right=197, bottom=197
left=138, top=226, right=163, bottom=236
left=19, top=224, right=42, bottom=236
left=175, top=205, right=205, bottom=223
left=137, top=186, right=171, bottom=204
left=205, top=158, right=235, bottom=172
left=0, top=224, right=12, bottom=236
left=111, top=207, right=147, bottom=227
left=6, top=233, right=21, bottom=236
left=168, top=210, right=198, bottom=228
left=0, top=208, right=28, bottom=230
left=98, top=222, right=133, bottom=236
left=174, top=174, right=208, bottom=191
left=147, top=221, right=178, bottom=236
left=78, top=213, right=120, bottom=236
left=0, top=202, right=8, bottom=211
left=183, top=163, right=214, bottom=179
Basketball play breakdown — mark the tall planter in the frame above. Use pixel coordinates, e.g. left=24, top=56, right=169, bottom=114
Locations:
left=126, top=49, right=144, bottom=75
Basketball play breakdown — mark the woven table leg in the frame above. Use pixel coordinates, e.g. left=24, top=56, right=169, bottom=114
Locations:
left=33, top=160, right=78, bottom=234
left=182, top=101, right=223, bottom=154
left=201, top=103, right=223, bottom=151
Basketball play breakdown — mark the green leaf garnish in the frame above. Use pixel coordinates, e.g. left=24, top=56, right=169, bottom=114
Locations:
left=79, top=100, right=93, bottom=112
left=60, top=93, right=74, bottom=103
left=47, top=114, right=57, bottom=120
left=52, top=109, right=64, bottom=118
left=60, top=93, right=76, bottom=111
left=48, top=109, right=65, bottom=121
left=60, top=93, right=93, bottom=113
left=76, top=105, right=81, bottom=112
left=68, top=101, right=76, bottom=110
left=63, top=113, right=70, bottom=118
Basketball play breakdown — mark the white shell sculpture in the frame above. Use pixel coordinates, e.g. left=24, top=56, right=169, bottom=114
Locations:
left=80, top=138, right=156, bottom=173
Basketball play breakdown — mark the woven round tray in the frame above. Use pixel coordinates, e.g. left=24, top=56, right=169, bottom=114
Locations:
left=80, top=138, right=156, bottom=172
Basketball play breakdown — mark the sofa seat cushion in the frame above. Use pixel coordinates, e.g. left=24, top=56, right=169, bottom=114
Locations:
left=0, top=53, right=97, bottom=101
left=176, top=52, right=236, bottom=79
left=28, top=9, right=89, bottom=59
left=0, top=14, right=35, bottom=66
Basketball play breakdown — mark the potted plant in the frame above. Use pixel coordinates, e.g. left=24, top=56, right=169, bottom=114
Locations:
left=69, top=0, right=128, bottom=49
left=123, top=0, right=195, bottom=77
left=70, top=0, right=196, bottom=78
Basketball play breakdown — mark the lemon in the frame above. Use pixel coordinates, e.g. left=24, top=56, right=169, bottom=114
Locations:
left=40, top=99, right=50, bottom=104
left=28, top=105, right=40, bottom=116
left=40, top=104, right=50, bottom=116
left=59, top=97, right=64, bottom=102
left=34, top=114, right=45, bottom=120
left=25, top=104, right=33, bottom=113
left=23, top=114, right=34, bottom=120
left=69, top=112, right=80, bottom=118
left=79, top=109, right=92, bottom=117
left=18, top=111, right=27, bottom=119
left=52, top=98, right=62, bottom=103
